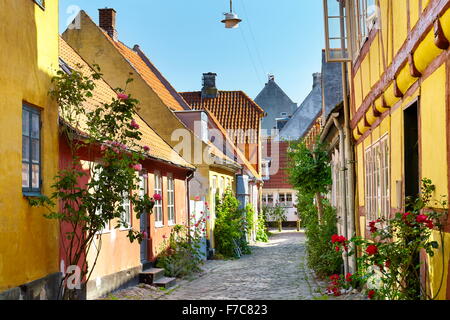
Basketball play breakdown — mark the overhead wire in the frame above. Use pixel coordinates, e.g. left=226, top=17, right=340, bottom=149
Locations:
left=239, top=0, right=267, bottom=79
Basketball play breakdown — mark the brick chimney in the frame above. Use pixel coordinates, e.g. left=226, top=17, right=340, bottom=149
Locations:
left=312, top=72, right=322, bottom=89
left=201, top=73, right=218, bottom=99
left=99, top=8, right=118, bottom=41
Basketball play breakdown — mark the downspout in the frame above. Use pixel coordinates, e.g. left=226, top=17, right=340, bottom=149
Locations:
left=341, top=62, right=356, bottom=273
left=332, top=116, right=349, bottom=275
left=186, top=170, right=195, bottom=234
left=320, top=112, right=349, bottom=275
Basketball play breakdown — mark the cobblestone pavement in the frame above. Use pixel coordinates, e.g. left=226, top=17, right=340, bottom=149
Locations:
left=104, top=229, right=365, bottom=300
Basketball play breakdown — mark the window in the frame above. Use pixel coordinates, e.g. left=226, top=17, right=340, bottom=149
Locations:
left=154, top=171, right=163, bottom=227
left=33, top=0, right=45, bottom=9
left=323, top=0, right=379, bottom=62
left=92, top=165, right=109, bottom=233
left=22, top=105, right=41, bottom=194
left=139, top=172, right=148, bottom=200
left=262, top=159, right=271, bottom=181
left=286, top=193, right=293, bottom=207
left=365, top=135, right=390, bottom=222
left=167, top=174, right=175, bottom=225
left=220, top=177, right=225, bottom=196
left=121, top=192, right=131, bottom=229
left=279, top=193, right=286, bottom=204
left=281, top=112, right=288, bottom=117
left=267, top=194, right=274, bottom=207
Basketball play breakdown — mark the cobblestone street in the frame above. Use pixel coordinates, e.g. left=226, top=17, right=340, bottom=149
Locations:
left=105, top=229, right=364, bottom=300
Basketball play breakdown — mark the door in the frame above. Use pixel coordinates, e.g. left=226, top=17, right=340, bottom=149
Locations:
left=404, top=102, right=420, bottom=211
left=139, top=173, right=149, bottom=263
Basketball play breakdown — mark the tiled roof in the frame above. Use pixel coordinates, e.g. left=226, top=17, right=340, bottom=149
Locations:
left=82, top=14, right=240, bottom=169
left=262, top=140, right=293, bottom=189
left=205, top=110, right=261, bottom=180
left=180, top=91, right=265, bottom=143
left=109, top=40, right=190, bottom=112
left=59, top=37, right=195, bottom=170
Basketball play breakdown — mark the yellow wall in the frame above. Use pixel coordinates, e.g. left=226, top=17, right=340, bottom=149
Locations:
left=421, top=64, right=448, bottom=200
left=0, top=0, right=60, bottom=291
left=207, top=168, right=236, bottom=248
left=351, top=2, right=450, bottom=299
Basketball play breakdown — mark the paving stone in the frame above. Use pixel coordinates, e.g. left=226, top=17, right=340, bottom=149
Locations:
left=104, top=229, right=365, bottom=300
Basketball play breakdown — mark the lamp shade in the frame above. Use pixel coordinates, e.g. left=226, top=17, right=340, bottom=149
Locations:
left=221, top=12, right=242, bottom=29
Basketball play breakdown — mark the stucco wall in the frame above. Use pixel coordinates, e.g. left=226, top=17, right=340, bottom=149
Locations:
left=0, top=0, right=60, bottom=293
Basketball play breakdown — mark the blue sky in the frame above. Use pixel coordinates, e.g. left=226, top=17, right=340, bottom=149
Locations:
left=59, top=0, right=325, bottom=105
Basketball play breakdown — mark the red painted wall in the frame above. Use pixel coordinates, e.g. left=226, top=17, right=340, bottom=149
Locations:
left=59, top=134, right=192, bottom=279
left=263, top=140, right=293, bottom=189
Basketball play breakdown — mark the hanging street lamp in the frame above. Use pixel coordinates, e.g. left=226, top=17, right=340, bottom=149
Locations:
left=221, top=0, right=242, bottom=29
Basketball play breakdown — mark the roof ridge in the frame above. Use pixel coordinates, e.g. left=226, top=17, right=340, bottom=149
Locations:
left=132, top=45, right=192, bottom=111
left=59, top=37, right=195, bottom=169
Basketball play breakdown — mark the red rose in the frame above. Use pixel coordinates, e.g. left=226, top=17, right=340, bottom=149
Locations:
left=331, top=234, right=340, bottom=244
left=385, top=260, right=391, bottom=268
left=345, top=273, right=352, bottom=282
left=335, top=246, right=340, bottom=252
left=426, top=219, right=434, bottom=229
left=416, top=214, right=428, bottom=223
left=366, top=244, right=378, bottom=256
left=368, top=290, right=376, bottom=300
left=330, top=274, right=339, bottom=281
left=332, top=287, right=341, bottom=297
left=153, top=193, right=162, bottom=201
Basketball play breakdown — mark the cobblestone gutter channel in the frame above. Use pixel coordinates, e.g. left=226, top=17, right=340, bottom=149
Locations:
left=102, top=229, right=365, bottom=300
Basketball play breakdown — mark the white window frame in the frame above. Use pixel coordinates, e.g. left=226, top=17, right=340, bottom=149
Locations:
left=167, top=173, right=175, bottom=225
left=154, top=171, right=163, bottom=228
left=120, top=191, right=131, bottom=230
left=91, top=165, right=110, bottom=234
left=365, top=135, right=390, bottom=222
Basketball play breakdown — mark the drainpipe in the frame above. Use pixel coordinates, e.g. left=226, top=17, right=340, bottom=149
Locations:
left=186, top=170, right=195, bottom=234
left=332, top=116, right=349, bottom=275
left=341, top=62, right=356, bottom=273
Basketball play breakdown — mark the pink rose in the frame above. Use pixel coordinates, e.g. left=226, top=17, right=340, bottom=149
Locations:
left=130, top=119, right=140, bottom=129
left=153, top=193, right=162, bottom=201
left=162, top=234, right=167, bottom=239
left=194, top=196, right=201, bottom=201
left=143, top=146, right=150, bottom=152
left=117, top=93, right=129, bottom=100
left=132, top=164, right=143, bottom=171
left=142, top=231, right=148, bottom=238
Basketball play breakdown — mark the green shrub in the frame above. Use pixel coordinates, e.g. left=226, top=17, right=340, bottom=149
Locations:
left=298, top=192, right=342, bottom=278
left=156, top=224, right=204, bottom=278
left=214, top=190, right=251, bottom=258
left=256, top=210, right=269, bottom=243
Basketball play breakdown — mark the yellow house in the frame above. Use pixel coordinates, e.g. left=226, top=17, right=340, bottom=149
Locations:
left=324, top=0, right=450, bottom=299
left=61, top=9, right=260, bottom=255
left=0, top=0, right=60, bottom=299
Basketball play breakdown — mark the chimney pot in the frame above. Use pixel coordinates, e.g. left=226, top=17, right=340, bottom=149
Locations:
left=201, top=73, right=218, bottom=99
left=99, top=8, right=118, bottom=41
left=312, top=72, right=322, bottom=88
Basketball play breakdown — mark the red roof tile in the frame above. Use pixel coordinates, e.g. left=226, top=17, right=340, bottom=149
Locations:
left=180, top=91, right=265, bottom=144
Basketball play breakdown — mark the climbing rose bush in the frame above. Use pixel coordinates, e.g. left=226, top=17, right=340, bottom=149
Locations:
left=331, top=179, right=447, bottom=300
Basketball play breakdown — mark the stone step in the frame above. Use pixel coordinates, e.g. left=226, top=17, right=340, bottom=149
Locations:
left=152, top=276, right=176, bottom=289
left=138, top=268, right=165, bottom=285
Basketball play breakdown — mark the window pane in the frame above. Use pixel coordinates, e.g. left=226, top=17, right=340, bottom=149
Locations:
left=23, top=136, right=30, bottom=162
left=22, top=163, right=30, bottom=188
left=31, top=114, right=39, bottom=138
left=32, top=164, right=39, bottom=189
left=22, top=111, right=29, bottom=136
left=31, top=139, right=39, bottom=162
